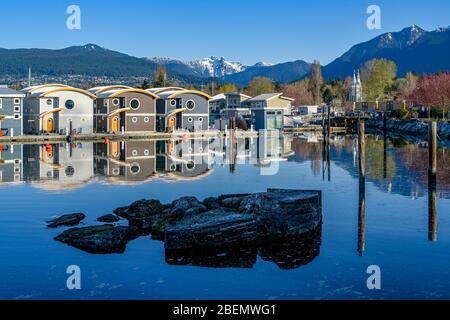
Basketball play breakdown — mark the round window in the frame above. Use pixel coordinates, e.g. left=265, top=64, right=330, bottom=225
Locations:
left=132, top=117, right=138, bottom=123
left=132, top=150, right=138, bottom=156
left=112, top=98, right=120, bottom=106
left=65, top=100, right=75, bottom=110
left=170, top=100, right=177, bottom=107
left=186, top=100, right=195, bottom=110
left=130, top=164, right=141, bottom=175
left=65, top=166, right=75, bottom=177
left=199, top=117, right=203, bottom=122
left=186, top=161, right=195, bottom=171
left=188, top=117, right=193, bottom=123
left=46, top=99, right=53, bottom=106
left=130, top=99, right=140, bottom=110
left=144, top=149, right=150, bottom=156
left=144, top=117, right=150, bottom=123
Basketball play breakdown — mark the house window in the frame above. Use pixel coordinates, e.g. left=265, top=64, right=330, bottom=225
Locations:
left=130, top=99, right=140, bottom=110
left=132, top=117, right=138, bottom=123
left=186, top=100, right=195, bottom=110
left=186, top=161, right=195, bottom=171
left=188, top=117, right=193, bottom=123
left=144, top=117, right=150, bottom=123
left=199, top=117, right=203, bottom=122
left=14, top=114, right=20, bottom=119
left=170, top=99, right=177, bottom=107
left=46, top=99, right=53, bottom=106
left=14, top=98, right=21, bottom=105
left=14, top=106, right=20, bottom=112
left=65, top=100, right=75, bottom=110
left=112, top=98, right=120, bottom=106
left=130, top=163, right=141, bottom=175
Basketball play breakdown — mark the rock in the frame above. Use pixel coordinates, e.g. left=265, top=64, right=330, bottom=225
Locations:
left=97, top=214, right=120, bottom=223
left=47, top=213, right=86, bottom=228
left=165, top=209, right=258, bottom=250
left=202, top=197, right=221, bottom=210
left=55, top=225, right=140, bottom=254
left=114, top=199, right=169, bottom=229
left=168, top=197, right=207, bottom=216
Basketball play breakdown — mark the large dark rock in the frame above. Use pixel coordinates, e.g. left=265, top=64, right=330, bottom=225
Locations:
left=97, top=214, right=121, bottom=223
left=168, top=197, right=207, bottom=216
left=114, top=199, right=169, bottom=229
left=47, top=213, right=86, bottom=228
left=55, top=225, right=140, bottom=254
left=165, top=209, right=258, bottom=250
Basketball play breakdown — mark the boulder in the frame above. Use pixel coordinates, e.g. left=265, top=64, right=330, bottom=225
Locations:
left=47, top=213, right=86, bottom=228
left=97, top=214, right=121, bottom=223
left=55, top=225, right=140, bottom=254
left=202, top=197, right=221, bottom=210
left=165, top=209, right=258, bottom=250
left=168, top=197, right=207, bottom=216
left=114, top=199, right=169, bottom=229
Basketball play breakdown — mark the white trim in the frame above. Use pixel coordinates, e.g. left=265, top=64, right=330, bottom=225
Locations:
left=182, top=114, right=209, bottom=117
left=125, top=113, right=155, bottom=117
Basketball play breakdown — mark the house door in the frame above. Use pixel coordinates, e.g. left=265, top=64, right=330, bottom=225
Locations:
left=168, top=117, right=176, bottom=132
left=47, top=118, right=54, bottom=133
left=111, top=141, right=119, bottom=158
left=111, top=116, right=119, bottom=132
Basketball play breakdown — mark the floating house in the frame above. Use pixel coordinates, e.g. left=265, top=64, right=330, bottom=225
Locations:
left=153, top=90, right=211, bottom=132
left=22, top=85, right=96, bottom=135
left=94, top=140, right=156, bottom=184
left=92, top=88, right=158, bottom=133
left=0, top=86, right=25, bottom=137
left=209, top=92, right=252, bottom=128
left=247, top=93, right=294, bottom=131
left=0, top=144, right=23, bottom=184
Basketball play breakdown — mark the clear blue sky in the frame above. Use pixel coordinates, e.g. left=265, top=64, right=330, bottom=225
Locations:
left=1, top=0, right=448, bottom=65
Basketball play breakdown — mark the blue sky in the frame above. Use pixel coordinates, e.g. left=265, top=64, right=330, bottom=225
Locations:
left=1, top=0, right=449, bottom=65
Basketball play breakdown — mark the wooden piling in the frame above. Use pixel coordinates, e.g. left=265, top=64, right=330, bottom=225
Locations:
left=358, top=119, right=366, bottom=187
left=428, top=174, right=437, bottom=242
left=327, top=104, right=331, bottom=137
left=429, top=121, right=437, bottom=176
left=358, top=182, right=366, bottom=256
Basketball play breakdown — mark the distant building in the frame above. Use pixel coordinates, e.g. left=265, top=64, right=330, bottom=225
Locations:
left=153, top=90, right=211, bottom=132
left=22, top=84, right=95, bottom=135
left=0, top=86, right=25, bottom=137
left=295, top=105, right=320, bottom=116
left=91, top=87, right=158, bottom=133
left=247, top=93, right=294, bottom=131
left=209, top=92, right=252, bottom=127
left=349, top=70, right=363, bottom=103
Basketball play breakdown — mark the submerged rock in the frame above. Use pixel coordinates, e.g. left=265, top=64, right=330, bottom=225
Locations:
left=97, top=214, right=121, bottom=223
left=47, top=213, right=86, bottom=228
left=55, top=225, right=140, bottom=254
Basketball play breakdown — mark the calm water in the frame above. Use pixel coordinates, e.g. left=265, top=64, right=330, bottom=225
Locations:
left=0, top=133, right=449, bottom=300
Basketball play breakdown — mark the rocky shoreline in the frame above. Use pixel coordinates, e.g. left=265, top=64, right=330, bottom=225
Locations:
left=366, top=119, right=450, bottom=143
left=48, top=189, right=323, bottom=268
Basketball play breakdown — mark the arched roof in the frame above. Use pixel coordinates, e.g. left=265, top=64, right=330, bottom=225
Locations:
left=148, top=87, right=186, bottom=94
left=22, top=84, right=70, bottom=94
left=89, top=85, right=133, bottom=95
left=39, top=87, right=96, bottom=99
left=167, top=90, right=212, bottom=100
left=104, top=88, right=159, bottom=100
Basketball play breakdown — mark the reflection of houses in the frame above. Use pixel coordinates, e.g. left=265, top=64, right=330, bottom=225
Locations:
left=153, top=90, right=211, bottom=132
left=247, top=93, right=294, bottom=130
left=94, top=141, right=156, bottom=184
left=22, top=143, right=94, bottom=190
left=22, top=84, right=95, bottom=135
left=91, top=87, right=158, bottom=133
left=156, top=139, right=211, bottom=181
left=0, top=144, right=22, bottom=184
left=0, top=86, right=25, bottom=137
left=209, top=92, right=252, bottom=127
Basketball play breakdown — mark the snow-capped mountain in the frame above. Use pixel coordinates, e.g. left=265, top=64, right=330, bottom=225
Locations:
left=148, top=56, right=247, bottom=78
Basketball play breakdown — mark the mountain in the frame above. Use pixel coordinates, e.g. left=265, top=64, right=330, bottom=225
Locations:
left=148, top=56, right=246, bottom=78
left=0, top=44, right=159, bottom=77
left=323, top=25, right=450, bottom=79
left=223, top=60, right=312, bottom=85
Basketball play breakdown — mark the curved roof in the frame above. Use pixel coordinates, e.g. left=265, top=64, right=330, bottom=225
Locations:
left=37, top=87, right=96, bottom=99
left=148, top=87, right=186, bottom=94
left=99, top=88, right=159, bottom=99
left=22, top=84, right=70, bottom=94
left=160, top=90, right=212, bottom=100
left=88, top=85, right=133, bottom=95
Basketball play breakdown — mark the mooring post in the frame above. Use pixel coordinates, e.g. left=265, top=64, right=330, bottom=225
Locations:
left=327, top=104, right=331, bottom=137
left=429, top=121, right=437, bottom=176
left=358, top=182, right=366, bottom=256
left=358, top=119, right=366, bottom=188
left=428, top=174, right=437, bottom=242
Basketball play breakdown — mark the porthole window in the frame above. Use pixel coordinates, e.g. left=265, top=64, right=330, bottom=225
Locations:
left=144, top=149, right=150, bottom=156
left=188, top=147, right=193, bottom=153
left=132, top=150, right=138, bottom=156
left=186, top=161, right=196, bottom=171
left=144, top=117, right=150, bottom=123
left=186, top=100, right=195, bottom=110
left=132, top=117, right=138, bottom=123
left=65, top=166, right=75, bottom=177
left=46, top=99, right=53, bottom=106
left=65, top=100, right=75, bottom=110
left=170, top=100, right=177, bottom=107
left=188, top=117, right=193, bottom=123
left=199, top=117, right=203, bottom=122
left=112, top=168, right=120, bottom=176
left=130, top=164, right=141, bottom=175
left=199, top=147, right=204, bottom=152
left=130, top=99, right=140, bottom=110
left=112, top=98, right=120, bottom=106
